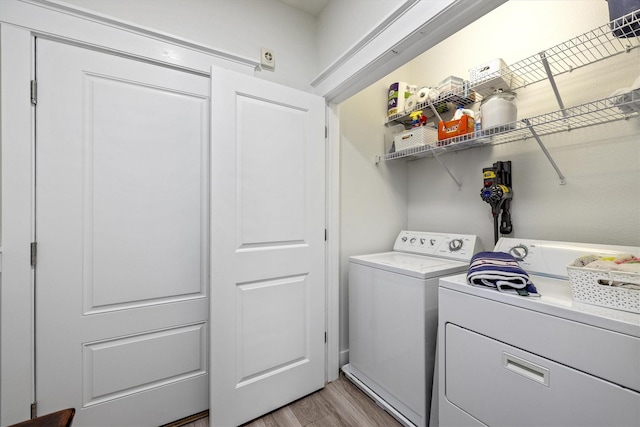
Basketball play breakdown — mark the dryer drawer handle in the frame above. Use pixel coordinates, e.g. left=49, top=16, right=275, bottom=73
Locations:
left=502, top=352, right=550, bottom=387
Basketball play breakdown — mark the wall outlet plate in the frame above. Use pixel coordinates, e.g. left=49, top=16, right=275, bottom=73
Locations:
left=261, top=48, right=275, bottom=70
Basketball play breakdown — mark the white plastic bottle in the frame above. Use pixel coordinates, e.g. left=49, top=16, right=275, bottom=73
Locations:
left=453, top=106, right=475, bottom=120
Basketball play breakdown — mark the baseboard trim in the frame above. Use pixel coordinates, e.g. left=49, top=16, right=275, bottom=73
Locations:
left=339, top=349, right=349, bottom=371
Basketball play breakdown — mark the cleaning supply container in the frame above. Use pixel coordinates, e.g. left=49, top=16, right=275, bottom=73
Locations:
left=453, top=106, right=475, bottom=120
left=480, top=91, right=517, bottom=131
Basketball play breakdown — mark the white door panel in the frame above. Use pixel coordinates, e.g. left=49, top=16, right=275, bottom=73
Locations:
left=35, top=38, right=209, bottom=426
left=236, top=95, right=307, bottom=246
left=211, top=66, right=326, bottom=426
left=85, top=74, right=206, bottom=310
left=82, top=322, right=207, bottom=407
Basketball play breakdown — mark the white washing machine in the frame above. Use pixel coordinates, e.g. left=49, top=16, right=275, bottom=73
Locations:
left=438, top=238, right=640, bottom=427
left=343, top=230, right=482, bottom=427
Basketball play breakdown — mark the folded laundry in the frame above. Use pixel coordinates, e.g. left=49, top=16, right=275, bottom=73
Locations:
left=570, top=254, right=600, bottom=267
left=616, top=262, right=640, bottom=273
left=574, top=252, right=640, bottom=273
left=616, top=256, right=640, bottom=265
left=467, top=251, right=540, bottom=297
left=569, top=253, right=640, bottom=291
left=583, top=259, right=620, bottom=270
left=609, top=280, right=640, bottom=291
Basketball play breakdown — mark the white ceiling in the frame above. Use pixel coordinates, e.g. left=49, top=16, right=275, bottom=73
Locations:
left=277, top=0, right=330, bottom=17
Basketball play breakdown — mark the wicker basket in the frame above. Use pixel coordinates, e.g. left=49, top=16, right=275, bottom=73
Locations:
left=566, top=265, right=640, bottom=314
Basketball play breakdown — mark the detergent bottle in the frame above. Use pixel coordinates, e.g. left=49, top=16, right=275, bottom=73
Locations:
left=453, top=106, right=475, bottom=120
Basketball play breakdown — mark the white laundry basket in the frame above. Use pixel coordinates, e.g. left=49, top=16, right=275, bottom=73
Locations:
left=566, top=265, right=640, bottom=314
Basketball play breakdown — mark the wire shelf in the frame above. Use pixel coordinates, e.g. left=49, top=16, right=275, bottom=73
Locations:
left=381, top=9, right=640, bottom=162
left=494, top=8, right=640, bottom=91
left=385, top=8, right=640, bottom=127
left=381, top=90, right=640, bottom=161
left=386, top=91, right=476, bottom=124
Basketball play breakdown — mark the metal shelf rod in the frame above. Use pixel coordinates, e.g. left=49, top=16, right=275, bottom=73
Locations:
left=428, top=101, right=443, bottom=123
left=539, top=51, right=568, bottom=120
left=522, top=118, right=567, bottom=185
left=431, top=150, right=462, bottom=189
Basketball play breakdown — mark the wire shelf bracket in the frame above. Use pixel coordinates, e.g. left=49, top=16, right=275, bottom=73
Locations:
left=432, top=150, right=462, bottom=189
left=522, top=118, right=567, bottom=185
left=539, top=51, right=569, bottom=122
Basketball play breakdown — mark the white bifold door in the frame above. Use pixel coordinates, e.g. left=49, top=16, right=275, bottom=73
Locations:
left=34, top=38, right=326, bottom=427
left=35, top=38, right=210, bottom=426
left=210, top=66, right=327, bottom=426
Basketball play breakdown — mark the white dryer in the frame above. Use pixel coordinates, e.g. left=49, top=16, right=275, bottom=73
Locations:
left=438, top=238, right=640, bottom=427
left=343, top=230, right=482, bottom=427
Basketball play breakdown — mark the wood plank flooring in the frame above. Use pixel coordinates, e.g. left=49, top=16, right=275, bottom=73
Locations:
left=179, top=373, right=402, bottom=427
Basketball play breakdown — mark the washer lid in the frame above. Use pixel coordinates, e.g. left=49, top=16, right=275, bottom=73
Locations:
left=350, top=251, right=468, bottom=279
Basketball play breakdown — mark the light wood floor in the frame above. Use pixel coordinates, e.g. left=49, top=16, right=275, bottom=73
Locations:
left=179, top=373, right=402, bottom=427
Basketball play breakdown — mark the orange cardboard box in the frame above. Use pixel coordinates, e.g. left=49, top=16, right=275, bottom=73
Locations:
left=437, top=116, right=475, bottom=143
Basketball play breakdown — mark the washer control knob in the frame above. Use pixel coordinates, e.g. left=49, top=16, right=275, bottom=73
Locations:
left=449, top=239, right=463, bottom=251
left=420, top=238, right=426, bottom=245
left=402, top=237, right=408, bottom=242
left=430, top=239, right=436, bottom=246
left=410, top=237, right=417, bottom=243
left=509, top=244, right=528, bottom=261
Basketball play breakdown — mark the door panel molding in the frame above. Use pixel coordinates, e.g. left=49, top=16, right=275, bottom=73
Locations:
left=34, top=38, right=210, bottom=426
left=82, top=322, right=207, bottom=407
left=236, top=275, right=309, bottom=384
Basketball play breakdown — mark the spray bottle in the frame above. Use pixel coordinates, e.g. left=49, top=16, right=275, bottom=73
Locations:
left=474, top=110, right=482, bottom=136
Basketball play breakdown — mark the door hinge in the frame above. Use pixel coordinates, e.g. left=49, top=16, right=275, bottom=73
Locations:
left=31, top=402, right=37, bottom=418
left=324, top=332, right=327, bottom=343
left=325, top=126, right=327, bottom=139
left=30, top=242, right=37, bottom=267
left=324, top=229, right=327, bottom=241
left=30, top=80, right=37, bottom=105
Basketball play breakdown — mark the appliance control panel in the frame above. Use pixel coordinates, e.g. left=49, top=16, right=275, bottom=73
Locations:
left=494, top=237, right=640, bottom=278
left=393, top=230, right=482, bottom=261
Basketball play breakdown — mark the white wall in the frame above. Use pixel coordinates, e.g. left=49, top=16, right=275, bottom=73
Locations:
left=316, top=0, right=406, bottom=74
left=58, top=0, right=417, bottom=93
left=338, top=0, right=640, bottom=360
left=59, top=0, right=319, bottom=91
left=338, top=65, right=412, bottom=359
